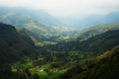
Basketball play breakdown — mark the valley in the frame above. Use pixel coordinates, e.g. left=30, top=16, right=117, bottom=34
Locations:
left=0, top=7, right=119, bottom=79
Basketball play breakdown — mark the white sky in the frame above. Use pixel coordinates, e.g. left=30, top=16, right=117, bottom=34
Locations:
left=0, top=0, right=119, bottom=17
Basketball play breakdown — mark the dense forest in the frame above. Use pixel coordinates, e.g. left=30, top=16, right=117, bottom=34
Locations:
left=0, top=7, right=119, bottom=79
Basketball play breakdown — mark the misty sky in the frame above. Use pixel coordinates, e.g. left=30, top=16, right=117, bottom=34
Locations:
left=0, top=0, right=119, bottom=17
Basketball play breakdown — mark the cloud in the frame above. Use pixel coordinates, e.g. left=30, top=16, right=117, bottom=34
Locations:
left=0, top=0, right=119, bottom=17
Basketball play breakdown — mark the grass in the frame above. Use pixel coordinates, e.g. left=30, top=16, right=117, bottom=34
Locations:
left=33, top=72, right=48, bottom=79
left=49, top=70, right=67, bottom=79
left=11, top=68, right=17, bottom=72
left=36, top=41, right=57, bottom=46
left=11, top=61, right=67, bottom=79
left=21, top=62, right=32, bottom=67
left=32, top=69, right=66, bottom=79
left=11, top=61, right=33, bottom=72
left=40, top=63, right=51, bottom=69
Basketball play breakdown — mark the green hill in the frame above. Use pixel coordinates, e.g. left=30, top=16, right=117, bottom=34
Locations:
left=74, top=22, right=119, bottom=41
left=56, top=45, right=119, bottom=79
left=0, top=23, right=37, bottom=64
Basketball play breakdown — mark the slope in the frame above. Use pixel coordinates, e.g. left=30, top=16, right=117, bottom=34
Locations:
left=0, top=7, right=78, bottom=46
left=56, top=45, right=119, bottom=79
left=0, top=23, right=37, bottom=64
left=48, top=23, right=119, bottom=62
left=52, top=23, right=119, bottom=53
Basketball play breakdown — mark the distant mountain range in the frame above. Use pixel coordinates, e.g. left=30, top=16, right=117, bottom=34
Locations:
left=0, top=7, right=78, bottom=46
left=60, top=11, right=119, bottom=29
left=0, top=7, right=64, bottom=26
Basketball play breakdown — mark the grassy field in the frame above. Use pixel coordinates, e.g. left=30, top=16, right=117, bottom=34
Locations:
left=11, top=61, right=67, bottom=79
left=32, top=69, right=66, bottom=79
left=11, top=61, right=33, bottom=72
left=49, top=70, right=66, bottom=79
left=35, top=72, right=49, bottom=79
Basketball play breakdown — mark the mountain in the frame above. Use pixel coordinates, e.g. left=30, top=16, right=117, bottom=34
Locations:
left=0, top=7, right=119, bottom=79
left=0, top=22, right=119, bottom=79
left=60, top=11, right=119, bottom=29
left=0, top=7, right=64, bottom=26
left=49, top=23, right=119, bottom=62
left=0, top=23, right=37, bottom=64
left=74, top=22, right=119, bottom=41
left=52, top=23, right=119, bottom=52
left=0, top=7, right=78, bottom=46
left=56, top=45, right=119, bottom=79
left=0, top=7, right=58, bottom=41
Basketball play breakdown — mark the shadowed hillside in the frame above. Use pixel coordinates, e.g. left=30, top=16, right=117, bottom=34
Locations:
left=0, top=23, right=37, bottom=64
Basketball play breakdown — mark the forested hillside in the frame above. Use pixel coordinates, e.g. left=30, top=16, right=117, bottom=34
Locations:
left=0, top=23, right=37, bottom=64
left=56, top=45, right=119, bottom=79
left=74, top=23, right=119, bottom=41
left=51, top=23, right=119, bottom=54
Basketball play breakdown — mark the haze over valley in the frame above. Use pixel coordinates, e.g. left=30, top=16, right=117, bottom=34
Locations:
left=0, top=0, right=119, bottom=79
